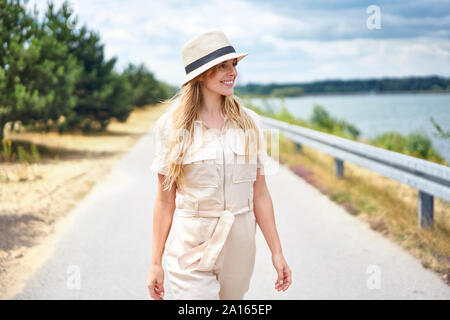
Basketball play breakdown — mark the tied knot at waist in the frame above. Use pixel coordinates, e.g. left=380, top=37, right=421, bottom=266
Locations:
left=175, top=200, right=253, bottom=272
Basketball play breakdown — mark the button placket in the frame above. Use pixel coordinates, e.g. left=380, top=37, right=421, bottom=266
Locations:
left=218, top=133, right=226, bottom=211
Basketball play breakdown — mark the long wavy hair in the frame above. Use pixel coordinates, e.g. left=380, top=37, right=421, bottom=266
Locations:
left=160, top=64, right=261, bottom=193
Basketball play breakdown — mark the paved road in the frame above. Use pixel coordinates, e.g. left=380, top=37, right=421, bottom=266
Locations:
left=13, top=126, right=450, bottom=300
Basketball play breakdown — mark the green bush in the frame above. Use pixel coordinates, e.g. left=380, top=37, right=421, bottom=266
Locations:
left=371, top=130, right=446, bottom=165
left=275, top=105, right=299, bottom=124
left=372, top=132, right=406, bottom=152
left=310, top=105, right=334, bottom=131
left=405, top=131, right=432, bottom=158
left=309, top=105, right=360, bottom=140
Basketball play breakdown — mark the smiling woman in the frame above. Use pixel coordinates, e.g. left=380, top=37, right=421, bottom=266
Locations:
left=201, top=58, right=239, bottom=103
left=146, top=30, right=292, bottom=301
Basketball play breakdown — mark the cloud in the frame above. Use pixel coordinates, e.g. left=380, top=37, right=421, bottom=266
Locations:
left=25, top=0, right=450, bottom=86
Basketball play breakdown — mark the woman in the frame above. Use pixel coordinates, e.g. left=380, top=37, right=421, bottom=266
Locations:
left=147, top=30, right=292, bottom=300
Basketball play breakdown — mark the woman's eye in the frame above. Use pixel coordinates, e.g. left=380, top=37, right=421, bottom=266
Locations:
left=219, top=62, right=237, bottom=69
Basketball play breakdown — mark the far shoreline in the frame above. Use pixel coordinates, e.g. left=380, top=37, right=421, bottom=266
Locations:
left=236, top=90, right=450, bottom=99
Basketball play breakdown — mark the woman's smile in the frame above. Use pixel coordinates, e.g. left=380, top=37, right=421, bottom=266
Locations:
left=220, top=79, right=234, bottom=87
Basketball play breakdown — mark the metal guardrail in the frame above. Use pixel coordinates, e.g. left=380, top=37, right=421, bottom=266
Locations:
left=261, top=116, right=450, bottom=228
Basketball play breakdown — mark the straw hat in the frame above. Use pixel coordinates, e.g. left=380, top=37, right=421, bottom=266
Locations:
left=181, top=30, right=248, bottom=86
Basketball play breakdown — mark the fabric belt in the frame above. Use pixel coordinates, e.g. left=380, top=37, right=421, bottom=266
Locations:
left=175, top=198, right=253, bottom=271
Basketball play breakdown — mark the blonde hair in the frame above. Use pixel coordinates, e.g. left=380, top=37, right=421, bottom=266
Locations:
left=160, top=64, right=261, bottom=193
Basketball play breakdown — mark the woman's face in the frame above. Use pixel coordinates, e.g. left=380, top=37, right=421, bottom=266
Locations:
left=200, top=58, right=238, bottom=97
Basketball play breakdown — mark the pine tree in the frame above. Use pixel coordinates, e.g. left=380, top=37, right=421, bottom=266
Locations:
left=123, top=63, right=173, bottom=107
left=37, top=1, right=82, bottom=133
left=65, top=19, right=132, bottom=132
left=0, top=0, right=49, bottom=140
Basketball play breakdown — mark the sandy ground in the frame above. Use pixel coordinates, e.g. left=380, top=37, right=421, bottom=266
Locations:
left=0, top=103, right=168, bottom=299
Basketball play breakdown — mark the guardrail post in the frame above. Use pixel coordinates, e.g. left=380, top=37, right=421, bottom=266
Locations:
left=334, top=158, right=344, bottom=178
left=418, top=190, right=434, bottom=228
left=294, top=142, right=302, bottom=153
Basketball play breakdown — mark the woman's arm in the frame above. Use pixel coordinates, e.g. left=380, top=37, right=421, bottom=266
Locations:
left=151, top=173, right=176, bottom=266
left=253, top=168, right=292, bottom=292
left=147, top=173, right=176, bottom=300
left=253, top=168, right=282, bottom=254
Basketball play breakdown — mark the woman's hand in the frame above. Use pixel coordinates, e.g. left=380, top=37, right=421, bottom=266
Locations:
left=272, top=252, right=292, bottom=292
left=147, top=264, right=165, bottom=300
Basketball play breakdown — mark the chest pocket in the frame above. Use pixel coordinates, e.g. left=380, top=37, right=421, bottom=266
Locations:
left=229, top=138, right=257, bottom=183
left=182, top=147, right=219, bottom=188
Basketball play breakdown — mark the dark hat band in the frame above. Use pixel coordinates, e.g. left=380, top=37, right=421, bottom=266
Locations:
left=185, top=45, right=236, bottom=75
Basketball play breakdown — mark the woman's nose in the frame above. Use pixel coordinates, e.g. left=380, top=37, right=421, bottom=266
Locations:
left=228, top=66, right=237, bottom=76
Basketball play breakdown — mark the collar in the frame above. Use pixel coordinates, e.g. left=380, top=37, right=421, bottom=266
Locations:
left=194, top=114, right=229, bottom=130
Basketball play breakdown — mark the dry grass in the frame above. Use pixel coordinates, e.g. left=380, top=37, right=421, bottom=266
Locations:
left=270, top=133, right=450, bottom=286
left=0, top=102, right=169, bottom=298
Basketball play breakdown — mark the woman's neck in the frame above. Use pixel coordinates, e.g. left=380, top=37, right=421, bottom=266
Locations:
left=200, top=88, right=223, bottom=117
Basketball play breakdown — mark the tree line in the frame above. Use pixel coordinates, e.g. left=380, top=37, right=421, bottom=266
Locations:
left=0, top=0, right=175, bottom=141
left=235, top=76, right=450, bottom=97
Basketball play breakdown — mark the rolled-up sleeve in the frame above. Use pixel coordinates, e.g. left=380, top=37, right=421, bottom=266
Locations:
left=150, top=116, right=170, bottom=175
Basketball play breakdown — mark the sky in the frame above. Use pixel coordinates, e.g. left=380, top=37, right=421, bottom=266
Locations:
left=26, top=0, right=450, bottom=87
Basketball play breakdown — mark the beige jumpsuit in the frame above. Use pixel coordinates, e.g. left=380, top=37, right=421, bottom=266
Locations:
left=151, top=105, right=268, bottom=300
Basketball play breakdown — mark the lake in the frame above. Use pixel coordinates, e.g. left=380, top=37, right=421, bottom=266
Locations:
left=245, top=93, right=450, bottom=165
